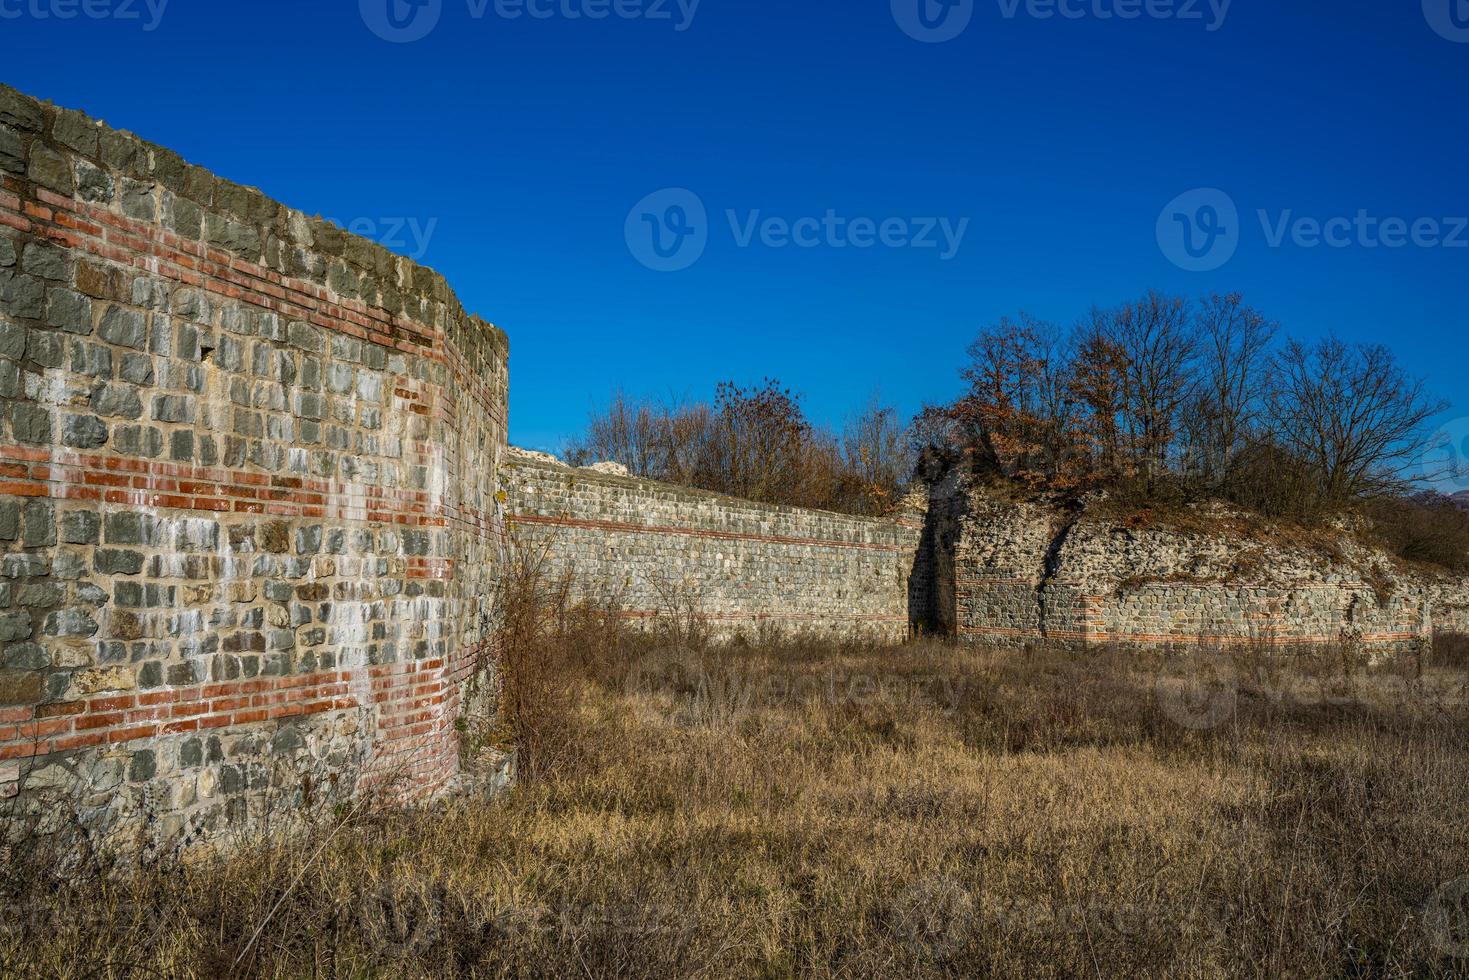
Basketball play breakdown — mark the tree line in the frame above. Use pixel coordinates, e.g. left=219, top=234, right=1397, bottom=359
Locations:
left=564, top=381, right=909, bottom=517
left=919, top=290, right=1445, bottom=515
left=566, top=290, right=1467, bottom=569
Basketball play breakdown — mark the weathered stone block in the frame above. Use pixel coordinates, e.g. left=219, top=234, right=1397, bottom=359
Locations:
left=90, top=383, right=143, bottom=419
left=0, top=124, right=21, bottom=174
left=0, top=271, right=44, bottom=319
left=57, top=410, right=107, bottom=448
left=27, top=144, right=73, bottom=194
left=25, top=330, right=64, bottom=369
left=98, top=305, right=148, bottom=350
left=46, top=288, right=93, bottom=334
left=22, top=500, right=54, bottom=548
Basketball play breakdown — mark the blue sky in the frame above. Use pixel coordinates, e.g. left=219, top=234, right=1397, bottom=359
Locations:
left=4, top=0, right=1467, bottom=466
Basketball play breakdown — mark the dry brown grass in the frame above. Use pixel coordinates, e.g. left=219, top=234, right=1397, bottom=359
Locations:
left=3, top=632, right=1469, bottom=979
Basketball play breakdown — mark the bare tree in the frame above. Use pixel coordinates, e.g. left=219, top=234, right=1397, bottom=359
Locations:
left=1110, top=291, right=1199, bottom=479
left=1268, top=337, right=1447, bottom=501
left=841, top=393, right=909, bottom=513
left=1188, top=293, right=1277, bottom=483
left=565, top=390, right=665, bottom=477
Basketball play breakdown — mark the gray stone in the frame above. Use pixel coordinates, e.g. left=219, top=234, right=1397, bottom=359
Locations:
left=128, top=750, right=156, bottom=783
left=4, top=643, right=48, bottom=670
left=46, top=288, right=93, bottom=334
left=95, top=550, right=144, bottom=576
left=10, top=403, right=49, bottom=445
left=169, top=430, right=193, bottom=462
left=90, top=383, right=143, bottom=419
left=170, top=289, right=210, bottom=322
left=25, top=330, right=63, bottom=369
left=98, top=305, right=148, bottom=350
left=0, top=319, right=25, bottom=359
left=296, top=525, right=323, bottom=555
left=69, top=342, right=112, bottom=378
left=120, top=352, right=153, bottom=385
left=120, top=178, right=156, bottom=221
left=113, top=425, right=163, bottom=457
left=287, top=321, right=324, bottom=353
left=27, top=145, right=73, bottom=194
left=151, top=394, right=194, bottom=423
left=130, top=278, right=169, bottom=311
left=61, top=414, right=108, bottom=449
left=104, top=512, right=161, bottom=546
left=60, top=511, right=100, bottom=545
left=0, top=124, right=22, bottom=174
left=0, top=271, right=44, bottom=319
left=0, top=238, right=14, bottom=267
left=53, top=110, right=99, bottom=155
left=21, top=243, right=69, bottom=282
left=75, top=160, right=115, bottom=204
left=0, top=500, right=17, bottom=540
left=17, top=582, right=64, bottom=607
left=2, top=554, right=47, bottom=578
left=0, top=612, right=31, bottom=642
left=165, top=193, right=202, bottom=239
left=0, top=89, right=43, bottom=132
left=44, top=608, right=98, bottom=638
left=137, top=661, right=163, bottom=688
left=22, top=499, right=54, bottom=548
left=203, top=214, right=261, bottom=259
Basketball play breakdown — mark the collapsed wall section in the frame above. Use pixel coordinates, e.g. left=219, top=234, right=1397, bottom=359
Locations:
left=0, top=85, right=507, bottom=850
left=943, top=482, right=1465, bottom=652
left=500, top=449, right=923, bottom=641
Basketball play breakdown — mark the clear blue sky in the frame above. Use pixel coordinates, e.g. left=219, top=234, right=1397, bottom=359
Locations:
left=5, top=0, right=1467, bottom=459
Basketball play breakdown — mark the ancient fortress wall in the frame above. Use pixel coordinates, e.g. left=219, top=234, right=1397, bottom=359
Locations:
left=2, top=80, right=1465, bottom=854
left=0, top=84, right=508, bottom=850
left=943, top=489, right=1467, bottom=651
left=501, top=449, right=925, bottom=641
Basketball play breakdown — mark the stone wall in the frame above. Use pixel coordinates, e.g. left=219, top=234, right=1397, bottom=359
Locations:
left=0, top=84, right=508, bottom=851
left=500, top=449, right=924, bottom=641
left=937, top=478, right=1469, bottom=652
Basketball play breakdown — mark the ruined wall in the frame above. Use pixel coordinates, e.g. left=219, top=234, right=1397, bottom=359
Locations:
left=943, top=483, right=1468, bottom=652
left=501, top=449, right=924, bottom=641
left=0, top=84, right=507, bottom=850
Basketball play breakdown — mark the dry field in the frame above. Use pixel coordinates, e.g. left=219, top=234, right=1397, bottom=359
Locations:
left=3, top=626, right=1469, bottom=979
